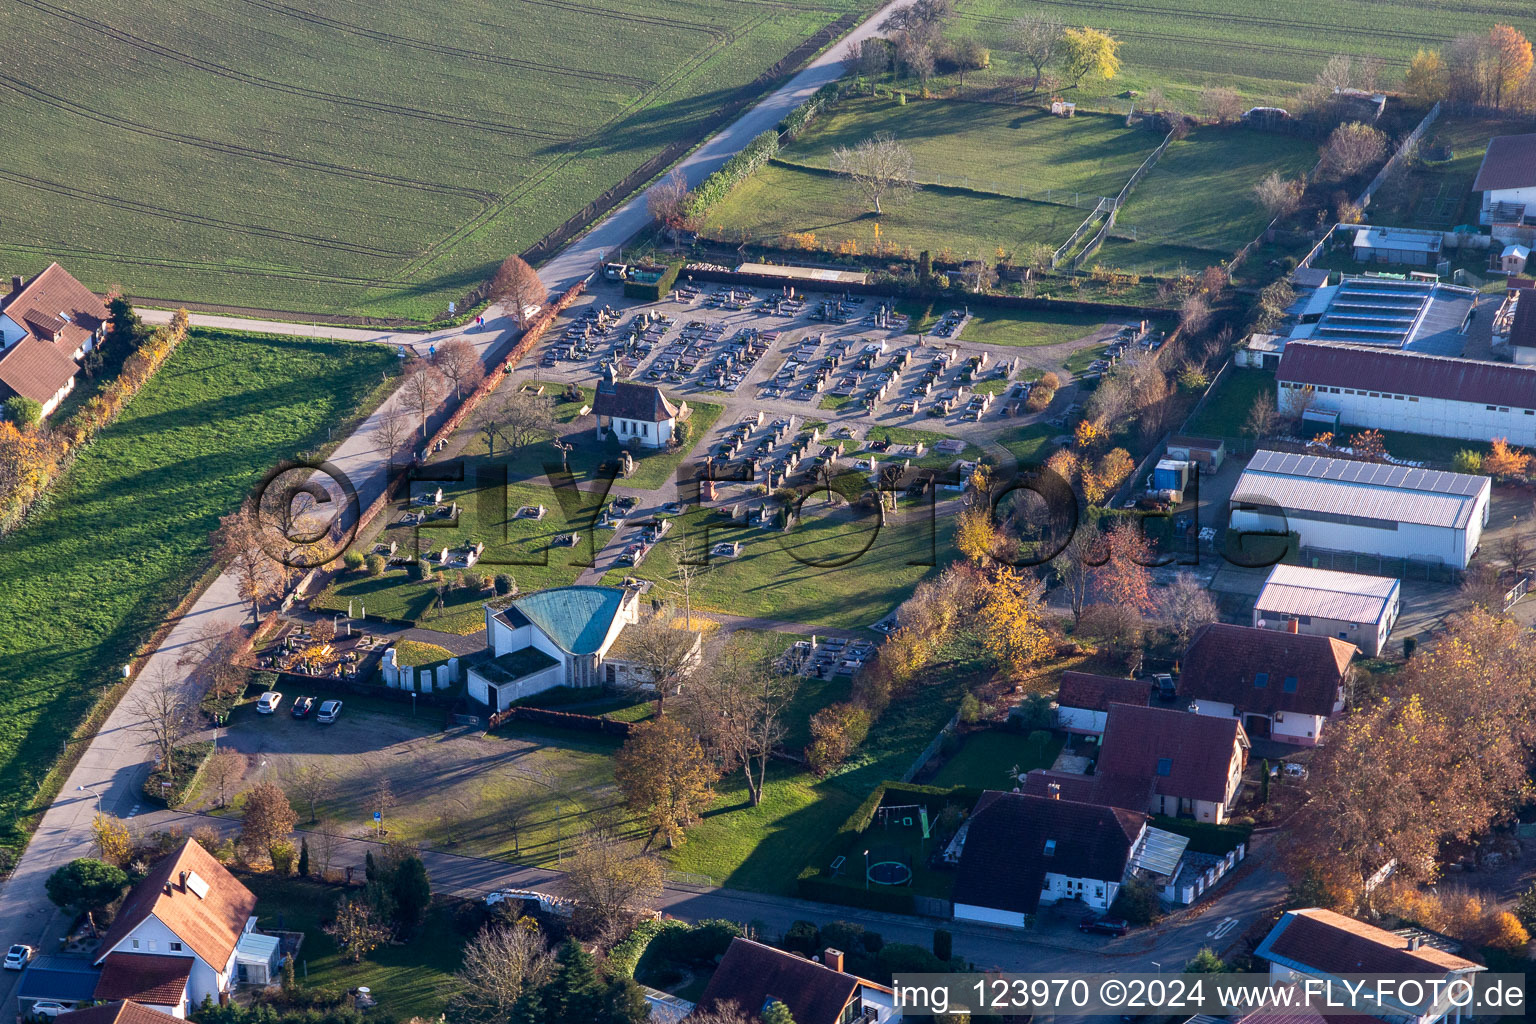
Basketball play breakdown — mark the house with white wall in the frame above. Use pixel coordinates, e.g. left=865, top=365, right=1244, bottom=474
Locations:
left=92, top=841, right=274, bottom=1016
left=465, top=585, right=643, bottom=711
left=1055, top=671, right=1151, bottom=737
left=592, top=366, right=683, bottom=449
left=952, top=791, right=1148, bottom=927
left=1475, top=134, right=1536, bottom=244
left=0, top=263, right=108, bottom=417
left=1096, top=704, right=1249, bottom=824
left=1180, top=622, right=1354, bottom=746
left=1251, top=564, right=1398, bottom=657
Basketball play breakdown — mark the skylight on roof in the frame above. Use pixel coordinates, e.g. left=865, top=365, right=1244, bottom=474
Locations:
left=1044, top=839, right=1057, bottom=856
left=1283, top=676, right=1299, bottom=693
left=184, top=871, right=210, bottom=900
left=1156, top=757, right=1172, bottom=776
left=1254, top=672, right=1269, bottom=688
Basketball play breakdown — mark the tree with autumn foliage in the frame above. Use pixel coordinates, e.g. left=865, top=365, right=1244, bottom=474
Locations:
left=1093, top=519, right=1155, bottom=613
left=976, top=568, right=1054, bottom=675
left=955, top=504, right=999, bottom=565
left=1484, top=437, right=1531, bottom=477
left=1347, top=429, right=1387, bottom=461
left=613, top=718, right=716, bottom=849
left=1082, top=448, right=1134, bottom=505
left=1488, top=24, right=1534, bottom=107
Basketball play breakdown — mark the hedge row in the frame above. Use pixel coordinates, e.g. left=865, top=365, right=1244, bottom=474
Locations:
left=607, top=919, right=683, bottom=979
left=797, top=874, right=915, bottom=914
left=623, top=261, right=683, bottom=302
left=142, top=740, right=214, bottom=807
left=780, top=82, right=841, bottom=141
left=841, top=781, right=981, bottom=837
left=487, top=704, right=634, bottom=738
left=1150, top=816, right=1253, bottom=855
left=683, top=130, right=780, bottom=219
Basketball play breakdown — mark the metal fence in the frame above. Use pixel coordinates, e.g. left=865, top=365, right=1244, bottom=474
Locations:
left=900, top=711, right=960, bottom=783
left=1358, top=102, right=1442, bottom=210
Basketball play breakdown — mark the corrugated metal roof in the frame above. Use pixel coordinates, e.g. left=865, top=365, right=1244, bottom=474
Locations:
left=1255, top=565, right=1397, bottom=623
left=1235, top=450, right=1488, bottom=530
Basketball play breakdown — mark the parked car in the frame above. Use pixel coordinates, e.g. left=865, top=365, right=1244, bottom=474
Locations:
left=256, top=691, right=283, bottom=714
left=31, top=1003, right=70, bottom=1018
left=291, top=696, right=315, bottom=718
left=1283, top=762, right=1309, bottom=780
left=1079, top=915, right=1130, bottom=936
left=317, top=700, right=343, bottom=724
left=5, top=944, right=34, bottom=970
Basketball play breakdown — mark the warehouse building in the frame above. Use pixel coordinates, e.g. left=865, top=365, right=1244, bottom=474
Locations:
left=1252, top=564, right=1401, bottom=657
left=1230, top=450, right=1490, bottom=569
left=1277, top=341, right=1536, bottom=446
left=1285, top=275, right=1475, bottom=355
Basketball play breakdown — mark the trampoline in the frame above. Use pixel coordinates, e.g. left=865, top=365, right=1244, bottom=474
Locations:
left=865, top=846, right=914, bottom=886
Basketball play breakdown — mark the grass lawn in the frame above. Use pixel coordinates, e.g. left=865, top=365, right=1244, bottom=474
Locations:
left=860, top=424, right=984, bottom=468
left=1117, top=127, right=1320, bottom=253
left=0, top=0, right=874, bottom=322
left=898, top=298, right=1109, bottom=348
left=0, top=329, right=393, bottom=852
left=996, top=422, right=1058, bottom=467
left=1183, top=367, right=1274, bottom=438
left=783, top=97, right=1159, bottom=200
left=1063, top=343, right=1110, bottom=375
left=240, top=874, right=465, bottom=1020
left=928, top=728, right=1065, bottom=789
left=602, top=497, right=957, bottom=630
left=1367, top=113, right=1529, bottom=230
left=704, top=161, right=1085, bottom=261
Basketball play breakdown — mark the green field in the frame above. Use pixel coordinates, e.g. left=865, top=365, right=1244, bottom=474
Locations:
left=782, top=97, right=1158, bottom=199
left=705, top=161, right=1085, bottom=260
left=0, top=0, right=869, bottom=322
left=950, top=0, right=1536, bottom=108
left=0, top=329, right=394, bottom=850
left=928, top=728, right=1064, bottom=789
left=1116, top=128, right=1320, bottom=253
left=898, top=298, right=1109, bottom=349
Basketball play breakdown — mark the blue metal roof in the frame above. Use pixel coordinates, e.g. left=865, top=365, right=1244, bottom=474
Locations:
left=19, top=956, right=101, bottom=1002
left=508, top=586, right=627, bottom=655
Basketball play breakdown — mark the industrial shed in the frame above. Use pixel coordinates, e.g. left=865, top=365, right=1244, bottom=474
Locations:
left=1230, top=450, right=1490, bottom=569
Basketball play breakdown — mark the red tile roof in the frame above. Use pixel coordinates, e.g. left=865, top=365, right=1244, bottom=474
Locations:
left=954, top=791, right=1146, bottom=915
left=1473, top=134, right=1536, bottom=192
left=0, top=336, right=79, bottom=405
left=1058, top=671, right=1151, bottom=712
left=1180, top=623, right=1353, bottom=717
left=1262, top=909, right=1482, bottom=974
left=58, top=1003, right=184, bottom=1024
left=1097, top=704, right=1247, bottom=804
left=2, top=263, right=107, bottom=357
left=1278, top=339, right=1536, bottom=408
left=96, top=840, right=256, bottom=970
left=697, top=938, right=859, bottom=1024
left=94, top=954, right=191, bottom=1006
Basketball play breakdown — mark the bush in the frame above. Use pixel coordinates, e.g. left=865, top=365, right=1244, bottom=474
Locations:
left=493, top=573, right=515, bottom=596
left=1110, top=877, right=1161, bottom=925
left=1452, top=450, right=1483, bottom=474
left=959, top=693, right=982, bottom=725
left=782, top=920, right=821, bottom=956
left=608, top=919, right=682, bottom=979
left=1008, top=693, right=1055, bottom=732
left=46, top=858, right=127, bottom=912
left=870, top=943, right=947, bottom=984
left=932, top=928, right=953, bottom=962
left=142, top=740, right=214, bottom=807
left=342, top=550, right=364, bottom=572
left=365, top=554, right=385, bottom=576
left=822, top=921, right=881, bottom=956
left=269, top=840, right=297, bottom=876
left=4, top=395, right=42, bottom=428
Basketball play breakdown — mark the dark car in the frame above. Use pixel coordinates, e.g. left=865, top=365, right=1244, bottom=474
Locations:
left=291, top=696, right=316, bottom=718
left=1079, top=916, right=1130, bottom=936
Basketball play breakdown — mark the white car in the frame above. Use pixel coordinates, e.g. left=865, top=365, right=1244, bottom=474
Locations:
left=256, top=691, right=283, bottom=714
left=31, top=1003, right=70, bottom=1018
left=4, top=944, right=33, bottom=970
left=317, top=700, right=342, bottom=724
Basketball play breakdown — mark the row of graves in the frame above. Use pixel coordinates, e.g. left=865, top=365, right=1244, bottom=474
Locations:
left=1083, top=321, right=1166, bottom=379
left=544, top=303, right=628, bottom=366
left=701, top=327, right=775, bottom=392
left=927, top=308, right=970, bottom=339
left=775, top=633, right=878, bottom=678
left=398, top=487, right=457, bottom=528
left=809, top=294, right=867, bottom=323
left=616, top=515, right=672, bottom=567
left=247, top=618, right=386, bottom=681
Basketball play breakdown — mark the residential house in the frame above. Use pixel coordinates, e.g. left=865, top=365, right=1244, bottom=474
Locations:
left=16, top=956, right=103, bottom=1017
left=695, top=937, right=901, bottom=1023
left=1097, top=703, right=1249, bottom=823
left=1055, top=671, right=1151, bottom=737
left=1475, top=134, right=1536, bottom=244
left=466, top=585, right=644, bottom=710
left=1257, top=909, right=1484, bottom=1024
left=92, top=839, right=276, bottom=1016
left=0, top=263, right=109, bottom=417
left=1020, top=769, right=1155, bottom=813
left=592, top=365, right=684, bottom=449
left=1231, top=449, right=1490, bottom=570
left=1180, top=622, right=1353, bottom=745
left=952, top=791, right=1148, bottom=926
left=1251, top=564, right=1398, bottom=657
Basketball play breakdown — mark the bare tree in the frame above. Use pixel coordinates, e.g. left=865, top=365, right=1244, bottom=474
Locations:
left=850, top=37, right=889, bottom=94
left=288, top=763, right=333, bottom=823
left=1254, top=171, right=1306, bottom=219
left=898, top=39, right=936, bottom=93
left=830, top=133, right=917, bottom=216
left=129, top=666, right=191, bottom=785
left=402, top=363, right=444, bottom=440
left=1180, top=294, right=1212, bottom=334
left=1164, top=572, right=1219, bottom=647
left=1012, top=14, right=1063, bottom=92
left=374, top=405, right=410, bottom=464
left=474, top=387, right=556, bottom=460
left=1321, top=121, right=1387, bottom=180
left=680, top=660, right=797, bottom=807
left=434, top=338, right=485, bottom=399
left=1245, top=391, right=1277, bottom=438
left=562, top=830, right=665, bottom=943
left=686, top=1004, right=757, bottom=1024
left=1496, top=530, right=1533, bottom=580
left=212, top=506, right=284, bottom=622
left=488, top=255, right=547, bottom=327
left=203, top=749, right=246, bottom=809
left=1053, top=518, right=1101, bottom=624
left=1199, top=86, right=1244, bottom=123
left=618, top=610, right=700, bottom=712
left=309, top=822, right=343, bottom=877
left=646, top=169, right=697, bottom=248
left=451, top=922, right=554, bottom=1022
